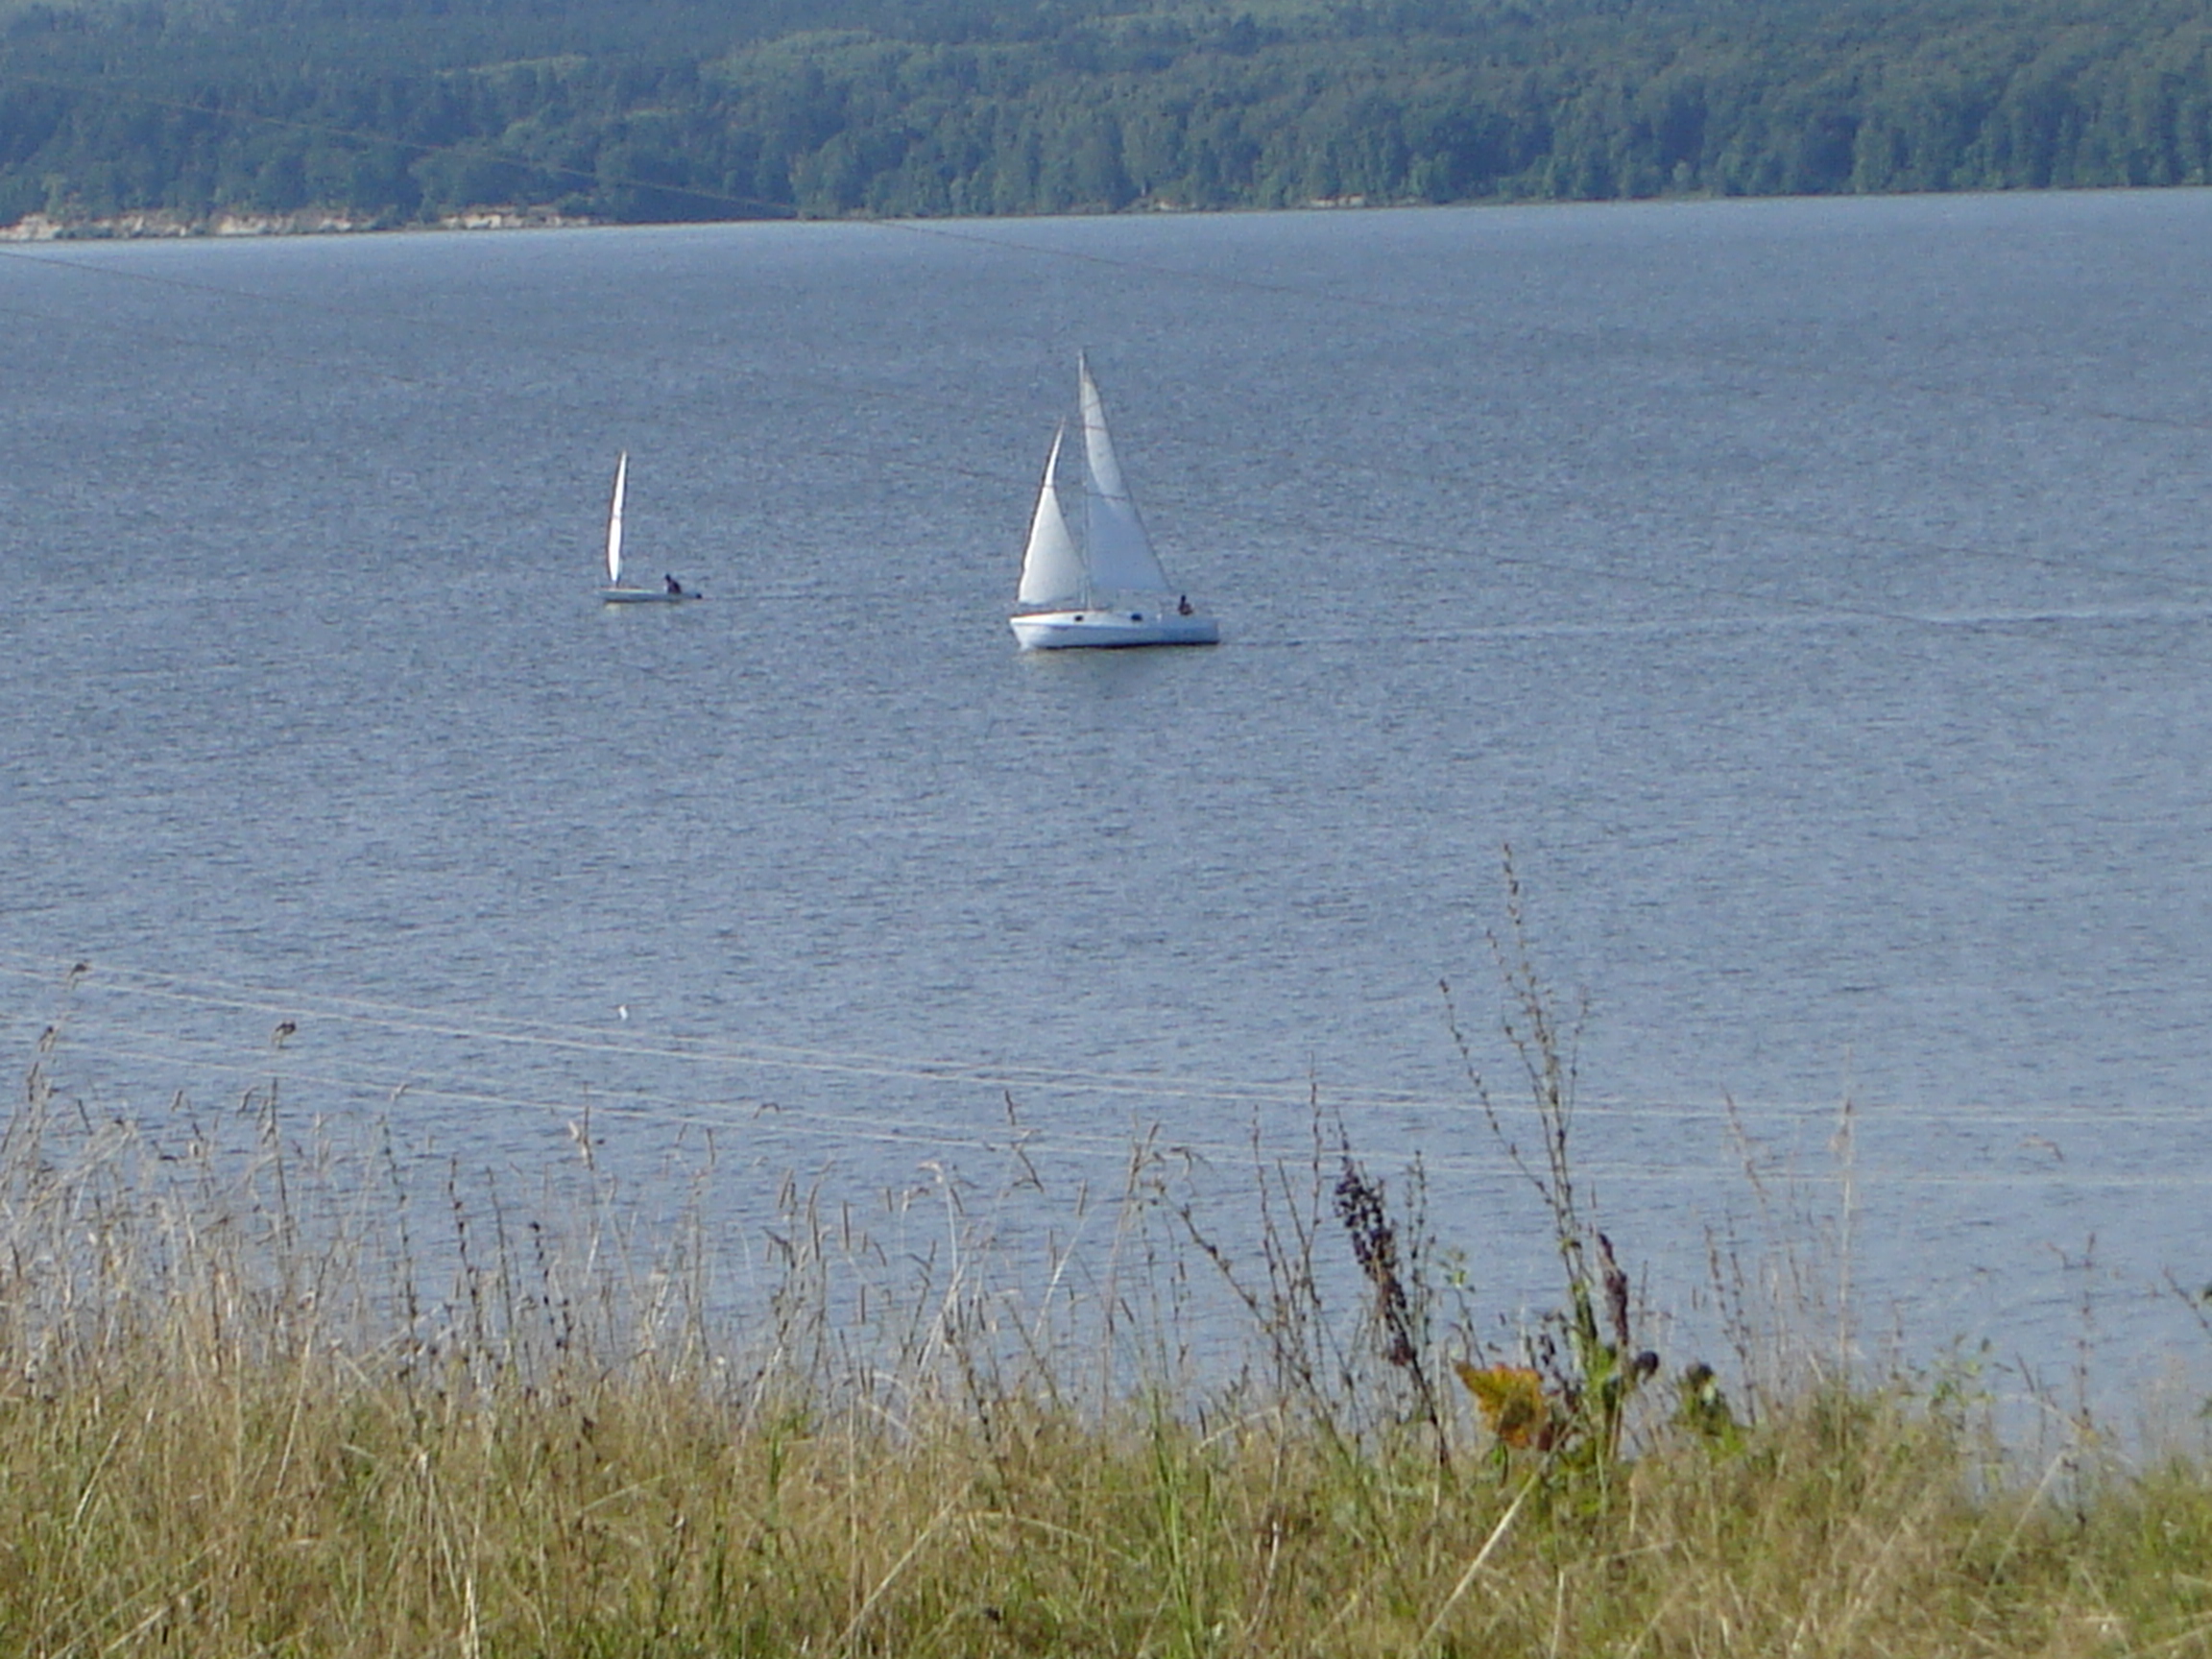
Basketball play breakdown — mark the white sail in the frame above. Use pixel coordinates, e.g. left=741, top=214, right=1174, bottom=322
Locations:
left=1017, top=424, right=1086, bottom=606
left=1077, top=353, right=1172, bottom=593
left=606, top=451, right=628, bottom=585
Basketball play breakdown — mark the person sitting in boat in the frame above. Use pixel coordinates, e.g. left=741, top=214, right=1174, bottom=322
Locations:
left=663, top=574, right=685, bottom=596
left=1177, top=594, right=1192, bottom=616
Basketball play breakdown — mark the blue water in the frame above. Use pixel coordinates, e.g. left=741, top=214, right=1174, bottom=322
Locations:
left=5, top=189, right=2212, bottom=1415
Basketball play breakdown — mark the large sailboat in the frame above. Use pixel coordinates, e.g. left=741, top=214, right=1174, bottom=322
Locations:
left=598, top=452, right=699, bottom=604
left=1008, top=355, right=1218, bottom=649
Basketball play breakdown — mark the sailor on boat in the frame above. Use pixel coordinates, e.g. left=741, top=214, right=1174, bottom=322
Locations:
left=664, top=574, right=685, bottom=596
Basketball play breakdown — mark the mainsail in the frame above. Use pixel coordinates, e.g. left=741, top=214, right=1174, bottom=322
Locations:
left=606, top=451, right=629, bottom=585
left=1017, top=424, right=1086, bottom=605
left=1077, top=354, right=1172, bottom=593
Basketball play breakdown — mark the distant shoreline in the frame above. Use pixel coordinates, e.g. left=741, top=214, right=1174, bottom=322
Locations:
left=0, top=193, right=1391, bottom=243
left=0, top=204, right=597, bottom=241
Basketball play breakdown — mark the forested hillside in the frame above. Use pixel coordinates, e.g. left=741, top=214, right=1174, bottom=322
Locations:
left=3, top=0, right=2210, bottom=227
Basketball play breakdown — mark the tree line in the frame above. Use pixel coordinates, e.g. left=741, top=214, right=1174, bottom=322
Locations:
left=3, top=0, right=2210, bottom=227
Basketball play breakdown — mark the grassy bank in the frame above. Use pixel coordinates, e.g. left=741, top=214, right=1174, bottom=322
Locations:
left=5, top=1005, right=2210, bottom=1655
left=13, top=1360, right=2212, bottom=1655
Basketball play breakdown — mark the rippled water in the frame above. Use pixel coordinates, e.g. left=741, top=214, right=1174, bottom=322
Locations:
left=5, top=189, right=2211, bottom=1407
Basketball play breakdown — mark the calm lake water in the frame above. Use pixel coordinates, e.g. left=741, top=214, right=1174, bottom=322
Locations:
left=4, top=189, right=2211, bottom=1413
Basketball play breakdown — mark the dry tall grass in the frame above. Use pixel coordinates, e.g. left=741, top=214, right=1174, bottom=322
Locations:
left=5, top=1030, right=2210, bottom=1656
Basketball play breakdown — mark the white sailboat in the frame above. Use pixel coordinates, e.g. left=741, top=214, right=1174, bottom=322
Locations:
left=598, top=452, right=699, bottom=604
left=1008, top=354, right=1218, bottom=649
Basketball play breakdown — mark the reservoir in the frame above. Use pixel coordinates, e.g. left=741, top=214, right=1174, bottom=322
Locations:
left=3, top=188, right=2210, bottom=1416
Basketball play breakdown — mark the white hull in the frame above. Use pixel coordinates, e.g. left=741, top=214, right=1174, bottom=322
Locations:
left=1009, top=606, right=1218, bottom=650
left=600, top=587, right=700, bottom=605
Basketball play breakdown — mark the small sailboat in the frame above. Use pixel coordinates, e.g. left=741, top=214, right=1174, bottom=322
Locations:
left=598, top=452, right=700, bottom=604
left=1008, top=354, right=1218, bottom=650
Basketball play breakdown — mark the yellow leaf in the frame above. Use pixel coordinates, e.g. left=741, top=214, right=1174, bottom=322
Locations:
left=1455, top=1362, right=1554, bottom=1450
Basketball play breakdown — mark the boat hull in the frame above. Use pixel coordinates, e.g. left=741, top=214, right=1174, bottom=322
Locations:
left=1009, top=607, right=1219, bottom=650
left=600, top=588, right=700, bottom=605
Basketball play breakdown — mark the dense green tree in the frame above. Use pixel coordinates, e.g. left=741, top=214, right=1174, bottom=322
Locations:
left=4, top=0, right=2211, bottom=227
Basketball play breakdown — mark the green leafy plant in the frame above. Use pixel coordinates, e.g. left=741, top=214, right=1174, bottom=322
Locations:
left=1445, top=848, right=1657, bottom=1471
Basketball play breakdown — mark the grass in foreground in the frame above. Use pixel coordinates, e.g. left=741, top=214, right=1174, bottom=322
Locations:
left=8, top=1344, right=2212, bottom=1656
left=7, top=916, right=2212, bottom=1655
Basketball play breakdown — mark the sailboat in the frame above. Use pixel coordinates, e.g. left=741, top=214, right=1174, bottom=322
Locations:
left=598, top=452, right=700, bottom=604
left=1008, top=354, right=1219, bottom=649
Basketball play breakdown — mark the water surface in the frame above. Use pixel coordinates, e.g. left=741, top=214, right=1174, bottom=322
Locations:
left=4, top=190, right=2211, bottom=1409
